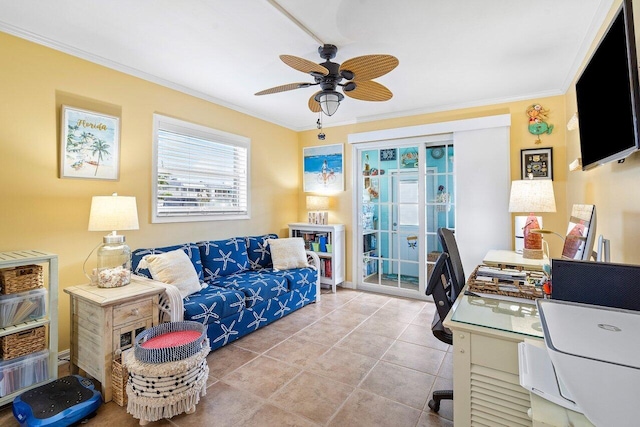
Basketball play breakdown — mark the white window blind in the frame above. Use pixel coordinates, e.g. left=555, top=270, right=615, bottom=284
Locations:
left=152, top=114, right=250, bottom=223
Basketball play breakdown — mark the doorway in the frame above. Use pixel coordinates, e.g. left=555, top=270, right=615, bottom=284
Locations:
left=356, top=138, right=455, bottom=298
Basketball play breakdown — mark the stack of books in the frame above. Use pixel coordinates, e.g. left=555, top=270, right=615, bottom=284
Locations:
left=468, top=264, right=544, bottom=300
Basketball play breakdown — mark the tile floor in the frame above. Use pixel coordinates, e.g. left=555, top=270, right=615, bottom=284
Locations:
left=0, top=288, right=454, bottom=426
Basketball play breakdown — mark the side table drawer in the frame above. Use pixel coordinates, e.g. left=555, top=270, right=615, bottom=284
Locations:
left=113, top=299, right=152, bottom=327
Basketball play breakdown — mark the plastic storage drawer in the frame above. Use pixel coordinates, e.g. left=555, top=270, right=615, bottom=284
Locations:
left=0, top=288, right=47, bottom=328
left=0, top=349, right=49, bottom=397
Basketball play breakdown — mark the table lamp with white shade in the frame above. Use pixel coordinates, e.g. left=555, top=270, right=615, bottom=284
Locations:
left=508, top=177, right=556, bottom=259
left=87, top=193, right=139, bottom=287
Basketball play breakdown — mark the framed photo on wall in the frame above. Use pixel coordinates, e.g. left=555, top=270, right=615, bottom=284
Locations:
left=303, top=143, right=344, bottom=192
left=521, top=147, right=553, bottom=180
left=60, top=105, right=120, bottom=180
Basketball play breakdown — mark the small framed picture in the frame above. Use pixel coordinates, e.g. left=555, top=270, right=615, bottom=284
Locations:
left=380, top=148, right=397, bottom=161
left=521, top=147, right=553, bottom=180
left=60, top=105, right=120, bottom=180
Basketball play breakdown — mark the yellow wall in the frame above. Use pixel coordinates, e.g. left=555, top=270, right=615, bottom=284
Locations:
left=299, top=98, right=569, bottom=282
left=565, top=0, right=640, bottom=265
left=5, top=0, right=637, bottom=353
left=0, top=32, right=300, bottom=351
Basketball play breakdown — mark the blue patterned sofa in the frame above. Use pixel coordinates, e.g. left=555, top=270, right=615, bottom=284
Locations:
left=131, top=234, right=320, bottom=352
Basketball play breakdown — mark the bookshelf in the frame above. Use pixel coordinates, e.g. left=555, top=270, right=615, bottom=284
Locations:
left=288, top=223, right=345, bottom=293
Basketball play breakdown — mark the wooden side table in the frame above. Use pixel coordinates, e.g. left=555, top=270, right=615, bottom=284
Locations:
left=64, top=275, right=165, bottom=402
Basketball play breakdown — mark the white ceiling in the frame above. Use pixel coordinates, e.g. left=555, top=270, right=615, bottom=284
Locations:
left=0, top=0, right=613, bottom=131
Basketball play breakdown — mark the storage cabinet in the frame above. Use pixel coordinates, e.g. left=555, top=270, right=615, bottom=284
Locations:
left=64, top=275, right=164, bottom=402
left=0, top=250, right=58, bottom=406
left=289, top=223, right=345, bottom=293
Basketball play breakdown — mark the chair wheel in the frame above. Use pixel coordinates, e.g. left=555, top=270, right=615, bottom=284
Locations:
left=428, top=399, right=440, bottom=412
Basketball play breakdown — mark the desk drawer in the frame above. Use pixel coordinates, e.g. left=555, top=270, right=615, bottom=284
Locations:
left=471, top=334, right=520, bottom=375
left=113, top=299, right=152, bottom=327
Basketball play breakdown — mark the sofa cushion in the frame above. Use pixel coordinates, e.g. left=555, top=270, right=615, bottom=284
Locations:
left=213, top=271, right=289, bottom=308
left=267, top=238, right=309, bottom=270
left=245, top=234, right=278, bottom=270
left=141, top=249, right=201, bottom=298
left=266, top=267, right=318, bottom=291
left=183, top=285, right=246, bottom=325
left=132, top=243, right=204, bottom=284
left=198, top=238, right=249, bottom=280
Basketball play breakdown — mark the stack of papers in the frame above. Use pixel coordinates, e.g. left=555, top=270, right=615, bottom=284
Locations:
left=476, top=266, right=527, bottom=282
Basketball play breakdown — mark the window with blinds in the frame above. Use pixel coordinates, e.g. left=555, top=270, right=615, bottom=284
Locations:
left=152, top=114, right=250, bottom=223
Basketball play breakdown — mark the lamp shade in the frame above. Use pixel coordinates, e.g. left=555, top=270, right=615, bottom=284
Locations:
left=508, top=180, right=556, bottom=213
left=88, top=193, right=139, bottom=232
left=306, top=196, right=329, bottom=211
left=316, top=91, right=343, bottom=116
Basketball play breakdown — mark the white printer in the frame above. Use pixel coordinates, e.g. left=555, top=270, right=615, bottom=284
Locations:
left=519, top=299, right=640, bottom=427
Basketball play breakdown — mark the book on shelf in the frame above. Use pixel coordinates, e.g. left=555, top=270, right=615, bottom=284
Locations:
left=324, top=259, right=332, bottom=278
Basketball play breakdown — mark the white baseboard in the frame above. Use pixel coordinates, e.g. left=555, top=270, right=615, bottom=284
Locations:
left=58, top=349, right=70, bottom=365
left=341, top=281, right=356, bottom=289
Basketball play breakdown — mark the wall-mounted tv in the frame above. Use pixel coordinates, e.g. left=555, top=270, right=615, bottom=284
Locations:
left=576, top=0, right=640, bottom=170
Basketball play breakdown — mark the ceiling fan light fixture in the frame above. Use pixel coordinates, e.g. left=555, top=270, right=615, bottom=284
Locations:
left=316, top=91, right=343, bottom=116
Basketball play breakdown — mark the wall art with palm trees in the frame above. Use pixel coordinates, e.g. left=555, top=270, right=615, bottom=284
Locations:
left=60, top=106, right=120, bottom=180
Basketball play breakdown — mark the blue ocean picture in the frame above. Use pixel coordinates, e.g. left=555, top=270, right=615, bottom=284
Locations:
left=303, top=144, right=344, bottom=192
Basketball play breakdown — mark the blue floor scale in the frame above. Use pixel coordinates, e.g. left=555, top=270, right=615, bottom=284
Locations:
left=12, top=375, right=102, bottom=427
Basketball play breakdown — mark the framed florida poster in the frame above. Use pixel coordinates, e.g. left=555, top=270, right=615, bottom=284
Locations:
left=303, top=143, right=344, bottom=192
left=60, top=105, right=120, bottom=180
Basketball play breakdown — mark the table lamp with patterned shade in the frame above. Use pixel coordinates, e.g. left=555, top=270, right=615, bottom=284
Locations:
left=508, top=177, right=556, bottom=259
left=306, top=196, right=329, bottom=224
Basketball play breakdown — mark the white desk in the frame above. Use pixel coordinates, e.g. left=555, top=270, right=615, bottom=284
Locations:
left=483, top=249, right=549, bottom=271
left=444, top=290, right=594, bottom=427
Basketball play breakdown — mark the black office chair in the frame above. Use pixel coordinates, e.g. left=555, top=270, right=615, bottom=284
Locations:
left=425, top=227, right=466, bottom=412
left=438, top=227, right=465, bottom=301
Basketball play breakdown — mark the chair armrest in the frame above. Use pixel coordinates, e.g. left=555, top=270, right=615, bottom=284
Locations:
left=305, top=250, right=321, bottom=302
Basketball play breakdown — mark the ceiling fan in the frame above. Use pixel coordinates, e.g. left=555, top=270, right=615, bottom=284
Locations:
left=255, top=44, right=399, bottom=117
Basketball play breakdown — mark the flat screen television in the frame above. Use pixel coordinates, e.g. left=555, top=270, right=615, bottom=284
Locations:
left=576, top=0, right=640, bottom=170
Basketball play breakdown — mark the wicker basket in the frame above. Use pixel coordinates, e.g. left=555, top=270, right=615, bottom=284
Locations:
left=134, top=321, right=207, bottom=364
left=112, top=356, right=129, bottom=406
left=0, top=326, right=46, bottom=360
left=467, top=265, right=544, bottom=300
left=0, top=265, right=43, bottom=294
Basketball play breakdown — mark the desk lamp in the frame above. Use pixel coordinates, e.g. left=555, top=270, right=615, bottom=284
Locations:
left=508, top=177, right=556, bottom=259
left=87, top=193, right=139, bottom=287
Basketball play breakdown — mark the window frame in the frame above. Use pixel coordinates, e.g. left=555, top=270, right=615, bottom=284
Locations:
left=152, top=114, right=251, bottom=223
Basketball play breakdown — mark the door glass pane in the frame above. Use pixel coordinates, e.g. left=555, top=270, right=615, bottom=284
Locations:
left=400, top=261, right=419, bottom=290
left=425, top=142, right=455, bottom=279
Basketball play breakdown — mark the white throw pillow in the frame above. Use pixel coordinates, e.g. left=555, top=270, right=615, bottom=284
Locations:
left=142, top=250, right=201, bottom=298
left=267, top=237, right=309, bottom=270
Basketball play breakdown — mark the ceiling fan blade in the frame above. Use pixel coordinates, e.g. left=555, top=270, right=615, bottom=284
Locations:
left=255, top=82, right=313, bottom=96
left=344, top=80, right=393, bottom=101
left=339, top=54, right=399, bottom=81
left=308, top=91, right=322, bottom=113
left=281, top=55, right=329, bottom=76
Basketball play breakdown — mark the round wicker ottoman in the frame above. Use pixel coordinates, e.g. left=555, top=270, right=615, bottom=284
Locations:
left=124, top=321, right=210, bottom=425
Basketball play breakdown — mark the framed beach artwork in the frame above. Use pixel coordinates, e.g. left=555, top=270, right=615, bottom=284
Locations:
left=60, top=105, right=120, bottom=180
left=303, top=143, right=344, bottom=192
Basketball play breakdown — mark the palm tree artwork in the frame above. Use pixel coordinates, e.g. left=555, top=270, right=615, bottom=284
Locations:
left=62, top=106, right=119, bottom=179
left=90, top=138, right=111, bottom=176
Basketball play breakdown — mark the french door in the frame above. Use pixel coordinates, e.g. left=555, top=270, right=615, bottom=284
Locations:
left=356, top=137, right=455, bottom=298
